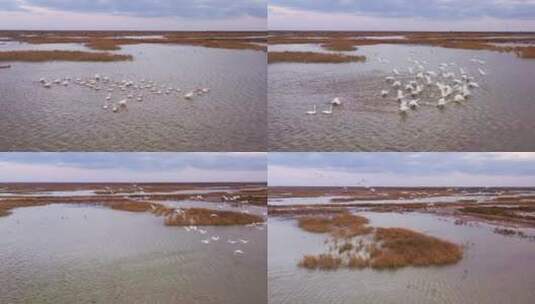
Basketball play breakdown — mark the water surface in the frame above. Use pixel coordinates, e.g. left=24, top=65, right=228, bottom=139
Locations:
left=0, top=43, right=266, bottom=151
left=0, top=203, right=267, bottom=304
left=269, top=212, right=535, bottom=304
left=268, top=43, right=535, bottom=151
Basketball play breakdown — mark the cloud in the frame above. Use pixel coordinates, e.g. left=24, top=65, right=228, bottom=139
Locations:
left=0, top=153, right=267, bottom=182
left=270, top=0, right=535, bottom=20
left=268, top=153, right=535, bottom=186
left=15, top=0, right=267, bottom=19
left=0, top=0, right=24, bottom=10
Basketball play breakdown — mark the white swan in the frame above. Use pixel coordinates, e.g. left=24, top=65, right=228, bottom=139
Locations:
left=322, top=105, right=333, bottom=114
left=399, top=100, right=409, bottom=113
left=468, top=82, right=479, bottom=89
left=381, top=90, right=389, bottom=97
left=184, top=92, right=194, bottom=99
left=306, top=105, right=317, bottom=115
left=478, top=68, right=486, bottom=76
left=397, top=90, right=404, bottom=101
left=330, top=97, right=342, bottom=106
left=118, top=99, right=127, bottom=107
left=437, top=98, right=446, bottom=107
left=408, top=99, right=419, bottom=109
left=453, top=94, right=465, bottom=102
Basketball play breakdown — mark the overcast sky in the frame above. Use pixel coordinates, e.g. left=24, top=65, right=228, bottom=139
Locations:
left=269, top=153, right=535, bottom=187
left=0, top=0, right=266, bottom=30
left=0, top=153, right=266, bottom=183
left=269, top=0, right=535, bottom=31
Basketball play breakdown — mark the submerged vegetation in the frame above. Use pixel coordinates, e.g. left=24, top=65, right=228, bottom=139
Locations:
left=297, top=213, right=463, bottom=270
left=268, top=51, right=366, bottom=64
left=0, top=50, right=133, bottom=62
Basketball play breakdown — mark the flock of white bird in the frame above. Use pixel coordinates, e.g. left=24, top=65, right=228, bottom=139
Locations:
left=305, top=57, right=487, bottom=115
left=38, top=74, right=210, bottom=112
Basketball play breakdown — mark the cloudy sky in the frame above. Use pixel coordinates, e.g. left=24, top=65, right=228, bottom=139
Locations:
left=269, top=0, right=535, bottom=31
left=0, top=0, right=266, bottom=30
left=269, top=153, right=535, bottom=187
left=0, top=153, right=266, bottom=182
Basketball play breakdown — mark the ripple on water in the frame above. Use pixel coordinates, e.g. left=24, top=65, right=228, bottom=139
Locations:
left=0, top=204, right=267, bottom=304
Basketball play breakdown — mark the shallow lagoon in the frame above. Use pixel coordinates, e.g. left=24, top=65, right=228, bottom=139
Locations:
left=0, top=203, right=267, bottom=304
left=0, top=42, right=266, bottom=151
left=269, top=212, right=535, bottom=304
left=268, top=43, right=535, bottom=151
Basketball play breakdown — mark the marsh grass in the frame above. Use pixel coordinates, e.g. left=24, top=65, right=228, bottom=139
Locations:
left=321, top=39, right=358, bottom=51
left=0, top=50, right=132, bottom=62
left=269, top=32, right=535, bottom=60
left=10, top=32, right=266, bottom=52
left=298, top=214, right=463, bottom=270
left=268, top=51, right=366, bottom=64
left=85, top=39, right=122, bottom=50
left=371, top=228, right=463, bottom=269
left=298, top=213, right=370, bottom=236
left=299, top=254, right=342, bottom=270
left=164, top=207, right=264, bottom=226
left=0, top=197, right=263, bottom=227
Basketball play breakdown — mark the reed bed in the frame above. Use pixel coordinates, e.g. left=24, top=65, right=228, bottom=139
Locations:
left=0, top=50, right=132, bottom=62
left=164, top=207, right=264, bottom=226
left=10, top=32, right=266, bottom=52
left=298, top=213, right=370, bottom=236
left=0, top=197, right=263, bottom=227
left=268, top=32, right=535, bottom=60
left=299, top=254, right=342, bottom=270
left=268, top=51, right=366, bottom=64
left=321, top=39, right=358, bottom=51
left=298, top=214, right=463, bottom=270
left=371, top=228, right=463, bottom=269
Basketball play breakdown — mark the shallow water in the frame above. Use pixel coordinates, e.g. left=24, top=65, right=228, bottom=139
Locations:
left=0, top=203, right=267, bottom=304
left=0, top=43, right=266, bottom=151
left=268, top=43, right=535, bottom=151
left=268, top=212, right=535, bottom=304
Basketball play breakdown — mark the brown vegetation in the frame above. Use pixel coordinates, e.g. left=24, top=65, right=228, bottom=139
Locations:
left=5, top=31, right=266, bottom=52
left=299, top=254, right=342, bottom=270
left=371, top=228, right=463, bottom=269
left=321, top=39, right=357, bottom=51
left=516, top=47, right=535, bottom=59
left=268, top=32, right=535, bottom=60
left=0, top=196, right=264, bottom=227
left=164, top=207, right=264, bottom=226
left=459, top=206, right=535, bottom=224
left=297, top=213, right=463, bottom=271
left=298, top=212, right=371, bottom=237
left=0, top=50, right=132, bottom=62
left=268, top=51, right=366, bottom=64
left=85, top=39, right=122, bottom=51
